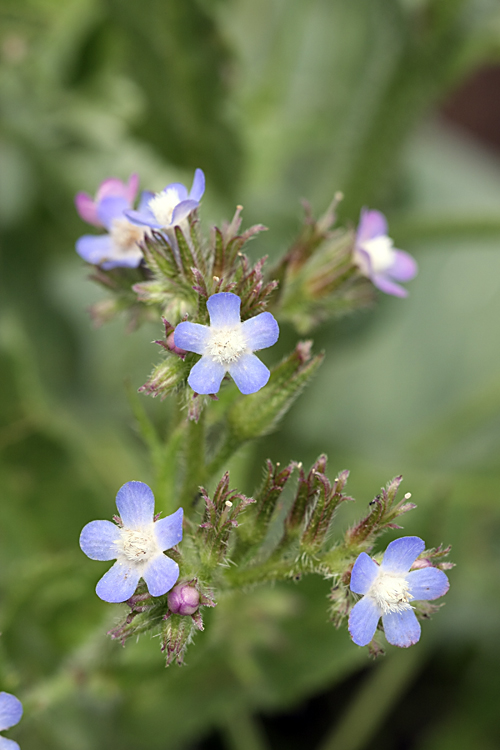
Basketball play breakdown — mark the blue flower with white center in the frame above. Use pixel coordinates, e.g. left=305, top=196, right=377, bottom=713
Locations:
left=353, top=208, right=417, bottom=297
left=80, top=481, right=183, bottom=603
left=349, top=536, right=449, bottom=648
left=0, top=691, right=23, bottom=750
left=174, top=292, right=279, bottom=395
left=125, top=168, right=205, bottom=231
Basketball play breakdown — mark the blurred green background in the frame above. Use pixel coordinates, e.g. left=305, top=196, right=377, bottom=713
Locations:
left=2, top=0, right=500, bottom=748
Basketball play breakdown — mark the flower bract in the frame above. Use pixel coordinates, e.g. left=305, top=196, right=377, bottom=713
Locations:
left=174, top=292, right=279, bottom=395
left=349, top=536, right=449, bottom=648
left=80, top=481, right=183, bottom=603
left=75, top=174, right=149, bottom=269
left=353, top=209, right=417, bottom=297
left=0, top=691, right=23, bottom=750
left=125, top=168, right=205, bottom=230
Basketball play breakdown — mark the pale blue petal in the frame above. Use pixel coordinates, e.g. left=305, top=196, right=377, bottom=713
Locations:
left=350, top=553, right=379, bottom=595
left=356, top=209, right=388, bottom=244
left=406, top=568, right=449, bottom=601
left=138, top=191, right=155, bottom=212
left=0, top=694, right=22, bottom=732
left=154, top=507, right=183, bottom=551
left=207, top=293, right=241, bottom=327
left=97, top=196, right=129, bottom=230
left=382, top=608, right=421, bottom=647
left=76, top=234, right=112, bottom=265
left=372, top=273, right=408, bottom=298
left=125, top=208, right=162, bottom=229
left=381, top=537, right=425, bottom=575
left=163, top=182, right=188, bottom=202
left=188, top=357, right=225, bottom=394
left=80, top=520, right=119, bottom=561
left=348, top=597, right=380, bottom=647
left=174, top=322, right=210, bottom=354
left=95, top=561, right=140, bottom=603
left=189, top=168, right=205, bottom=201
left=390, top=250, right=417, bottom=282
left=171, top=199, right=199, bottom=226
left=228, top=353, right=270, bottom=395
left=101, top=251, right=143, bottom=271
left=142, top=554, right=179, bottom=597
left=115, top=481, right=155, bottom=529
left=241, top=312, right=279, bottom=351
left=0, top=737, right=20, bottom=750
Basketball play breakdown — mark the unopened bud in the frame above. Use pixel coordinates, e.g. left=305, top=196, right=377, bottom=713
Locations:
left=168, top=582, right=200, bottom=616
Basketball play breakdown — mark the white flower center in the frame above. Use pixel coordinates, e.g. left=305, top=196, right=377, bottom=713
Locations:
left=118, top=528, right=159, bottom=564
left=368, top=571, right=413, bottom=615
left=148, top=187, right=182, bottom=226
left=110, top=218, right=147, bottom=258
left=357, top=235, right=396, bottom=275
left=205, top=326, right=248, bottom=366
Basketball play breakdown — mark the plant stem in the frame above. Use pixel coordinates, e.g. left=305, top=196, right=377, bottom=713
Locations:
left=179, top=409, right=206, bottom=512
left=317, top=647, right=423, bottom=750
left=221, top=712, right=271, bottom=750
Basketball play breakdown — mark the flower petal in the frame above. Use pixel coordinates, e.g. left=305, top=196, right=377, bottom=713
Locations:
left=188, top=357, right=225, bottom=395
left=0, top=737, right=20, bottom=750
left=372, top=273, right=408, bottom=297
left=171, top=199, right=199, bottom=226
left=389, top=250, right=418, bottom=282
left=125, top=207, right=162, bottom=229
left=101, top=251, right=143, bottom=271
left=95, top=561, right=140, bottom=603
left=348, top=596, right=380, bottom=647
left=142, top=553, right=179, bottom=597
left=154, top=507, right=184, bottom=551
left=356, top=209, right=388, bottom=244
left=382, top=608, right=421, bottom=647
left=174, top=322, right=210, bottom=355
left=97, top=196, right=129, bottom=230
left=189, top=168, right=205, bottom=201
left=163, top=182, right=188, bottom=202
left=241, top=312, right=279, bottom=351
left=76, top=234, right=113, bottom=265
left=228, top=353, right=270, bottom=395
left=75, top=192, right=101, bottom=226
left=137, top=190, right=155, bottom=212
left=115, top=481, right=155, bottom=529
left=125, top=173, right=140, bottom=204
left=207, top=292, right=241, bottom=327
left=0, top=693, right=22, bottom=732
left=96, top=177, right=130, bottom=203
left=381, top=537, right=425, bottom=574
left=406, top=567, right=449, bottom=601
left=80, top=520, right=119, bottom=561
left=350, top=552, right=379, bottom=595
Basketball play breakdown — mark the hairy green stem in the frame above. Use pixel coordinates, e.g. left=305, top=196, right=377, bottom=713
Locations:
left=221, top=712, right=271, bottom=750
left=179, top=410, right=206, bottom=512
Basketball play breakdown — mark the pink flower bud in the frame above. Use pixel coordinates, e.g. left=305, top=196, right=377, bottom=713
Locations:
left=168, top=582, right=200, bottom=616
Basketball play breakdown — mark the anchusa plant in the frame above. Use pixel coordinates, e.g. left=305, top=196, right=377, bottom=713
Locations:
left=73, top=167, right=450, bottom=667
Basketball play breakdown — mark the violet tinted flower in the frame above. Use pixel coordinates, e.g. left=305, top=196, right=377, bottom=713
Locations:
left=0, top=691, right=23, bottom=750
left=354, top=209, right=417, bottom=297
left=349, top=536, right=449, bottom=648
left=75, top=174, right=149, bottom=269
left=174, top=292, right=279, bottom=395
left=125, top=168, right=205, bottom=231
left=80, top=481, right=183, bottom=603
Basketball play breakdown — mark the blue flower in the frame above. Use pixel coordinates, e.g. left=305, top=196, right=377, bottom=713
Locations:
left=80, top=481, right=183, bottom=603
left=125, top=168, right=205, bottom=230
left=75, top=175, right=149, bottom=270
left=354, top=209, right=417, bottom=297
left=174, top=292, right=279, bottom=395
left=349, top=536, right=449, bottom=648
left=0, top=691, right=23, bottom=750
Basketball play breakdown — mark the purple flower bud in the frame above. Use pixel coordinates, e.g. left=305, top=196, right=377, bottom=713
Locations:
left=168, top=581, right=200, bottom=615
